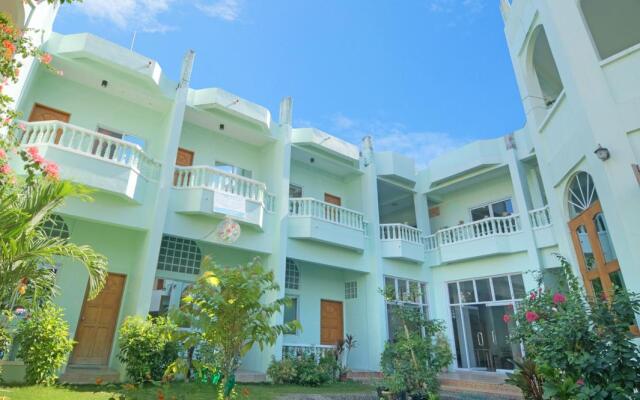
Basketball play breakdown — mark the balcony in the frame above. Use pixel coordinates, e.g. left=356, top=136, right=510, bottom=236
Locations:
left=528, top=206, right=555, bottom=247
left=172, top=166, right=269, bottom=228
left=379, top=224, right=425, bottom=264
left=16, top=120, right=160, bottom=203
left=425, top=214, right=527, bottom=265
left=288, top=198, right=366, bottom=252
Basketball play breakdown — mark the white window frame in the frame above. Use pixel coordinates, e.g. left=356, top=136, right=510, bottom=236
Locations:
left=468, top=197, right=515, bottom=221
left=283, top=295, right=300, bottom=336
left=289, top=183, right=303, bottom=199
left=285, top=258, right=300, bottom=290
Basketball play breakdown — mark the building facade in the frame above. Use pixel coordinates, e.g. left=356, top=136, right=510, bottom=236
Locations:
left=1, top=0, right=639, bottom=381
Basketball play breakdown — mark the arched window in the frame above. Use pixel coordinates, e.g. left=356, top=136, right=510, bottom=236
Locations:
left=567, top=171, right=598, bottom=218
left=157, top=235, right=202, bottom=275
left=581, top=0, right=640, bottom=60
left=531, top=27, right=564, bottom=106
left=42, top=215, right=70, bottom=239
left=285, top=258, right=299, bottom=290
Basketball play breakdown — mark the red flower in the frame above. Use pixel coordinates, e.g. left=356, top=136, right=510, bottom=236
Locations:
left=553, top=293, right=566, bottom=304
left=40, top=53, right=53, bottom=64
left=529, top=291, right=536, bottom=301
left=44, top=162, right=59, bottom=180
left=525, top=311, right=540, bottom=323
left=2, top=39, right=15, bottom=52
left=502, top=314, right=511, bottom=323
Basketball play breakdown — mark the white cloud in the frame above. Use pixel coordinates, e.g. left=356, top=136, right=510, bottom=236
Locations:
left=73, top=0, right=176, bottom=32
left=196, top=0, right=244, bottom=21
left=324, top=115, right=467, bottom=168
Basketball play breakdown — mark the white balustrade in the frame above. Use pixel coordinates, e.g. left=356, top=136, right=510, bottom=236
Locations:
left=264, top=192, right=276, bottom=213
left=423, top=234, right=438, bottom=251
left=379, top=224, right=423, bottom=244
left=173, top=166, right=267, bottom=203
left=529, top=206, right=551, bottom=229
left=16, top=120, right=161, bottom=180
left=437, top=214, right=522, bottom=246
left=289, top=198, right=365, bottom=231
left=282, top=344, right=336, bottom=363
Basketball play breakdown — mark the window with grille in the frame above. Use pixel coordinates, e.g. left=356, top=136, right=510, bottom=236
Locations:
left=41, top=215, right=70, bottom=239
left=285, top=258, right=300, bottom=290
left=345, top=281, right=357, bottom=299
left=157, top=235, right=202, bottom=275
left=384, top=276, right=428, bottom=340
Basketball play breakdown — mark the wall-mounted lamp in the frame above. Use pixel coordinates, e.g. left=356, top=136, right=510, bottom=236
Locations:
left=594, top=144, right=610, bottom=161
left=101, top=80, right=109, bottom=88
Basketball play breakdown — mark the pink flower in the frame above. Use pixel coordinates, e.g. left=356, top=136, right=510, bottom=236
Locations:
left=503, top=314, right=511, bottom=323
left=553, top=293, right=566, bottom=304
left=577, top=378, right=585, bottom=386
left=44, top=162, right=59, bottom=180
left=40, top=53, right=52, bottom=64
left=529, top=291, right=536, bottom=301
left=27, top=147, right=45, bottom=165
left=0, top=164, right=11, bottom=174
left=18, top=123, right=26, bottom=131
left=525, top=311, right=540, bottom=323
left=0, top=148, right=6, bottom=159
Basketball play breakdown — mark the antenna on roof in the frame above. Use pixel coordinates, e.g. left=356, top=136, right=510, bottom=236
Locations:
left=130, top=31, right=137, bottom=52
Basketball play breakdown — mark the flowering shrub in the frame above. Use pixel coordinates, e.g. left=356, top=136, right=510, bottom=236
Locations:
left=507, top=256, right=640, bottom=399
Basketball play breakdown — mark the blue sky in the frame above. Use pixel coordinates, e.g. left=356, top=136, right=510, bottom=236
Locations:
left=54, top=0, right=525, bottom=166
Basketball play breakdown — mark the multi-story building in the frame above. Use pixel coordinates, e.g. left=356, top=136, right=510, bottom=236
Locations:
left=1, top=0, right=639, bottom=382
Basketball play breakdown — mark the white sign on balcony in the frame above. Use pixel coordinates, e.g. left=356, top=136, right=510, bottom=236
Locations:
left=214, top=192, right=246, bottom=218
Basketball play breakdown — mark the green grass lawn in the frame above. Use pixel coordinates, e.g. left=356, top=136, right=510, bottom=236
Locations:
left=0, top=382, right=375, bottom=400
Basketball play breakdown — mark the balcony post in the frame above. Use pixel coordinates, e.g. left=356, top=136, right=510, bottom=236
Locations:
left=505, top=134, right=543, bottom=272
left=127, top=50, right=195, bottom=317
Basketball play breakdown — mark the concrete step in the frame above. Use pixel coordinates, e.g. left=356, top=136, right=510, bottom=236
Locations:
left=60, top=365, right=120, bottom=385
left=236, top=370, right=267, bottom=383
left=438, top=371, right=522, bottom=400
left=345, top=371, right=383, bottom=383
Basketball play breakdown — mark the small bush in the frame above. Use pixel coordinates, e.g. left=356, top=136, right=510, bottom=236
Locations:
left=117, top=315, right=179, bottom=383
left=267, top=353, right=338, bottom=386
left=16, top=304, right=74, bottom=385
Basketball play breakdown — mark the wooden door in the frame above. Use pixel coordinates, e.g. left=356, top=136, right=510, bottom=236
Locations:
left=320, top=300, right=343, bottom=345
left=70, top=274, right=126, bottom=366
left=324, top=193, right=341, bottom=206
left=324, top=193, right=341, bottom=222
left=28, top=103, right=71, bottom=144
left=174, top=147, right=194, bottom=186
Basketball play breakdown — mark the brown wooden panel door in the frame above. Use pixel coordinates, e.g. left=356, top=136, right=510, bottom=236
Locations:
left=174, top=147, right=194, bottom=186
left=70, top=274, right=126, bottom=366
left=324, top=193, right=341, bottom=206
left=28, top=103, right=71, bottom=144
left=320, top=300, right=343, bottom=345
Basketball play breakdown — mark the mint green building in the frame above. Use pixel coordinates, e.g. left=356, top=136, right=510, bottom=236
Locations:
left=2, top=0, right=640, bottom=382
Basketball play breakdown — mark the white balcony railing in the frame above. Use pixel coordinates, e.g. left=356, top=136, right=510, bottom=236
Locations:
left=424, top=234, right=438, bottom=251
left=282, top=344, right=336, bottom=362
left=437, top=214, right=522, bottom=246
left=173, top=166, right=266, bottom=203
left=16, top=120, right=161, bottom=181
left=264, top=192, right=276, bottom=213
left=380, top=224, right=423, bottom=244
left=289, top=198, right=365, bottom=231
left=529, top=206, right=551, bottom=229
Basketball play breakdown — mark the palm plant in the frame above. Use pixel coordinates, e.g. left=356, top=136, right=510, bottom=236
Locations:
left=0, top=178, right=108, bottom=310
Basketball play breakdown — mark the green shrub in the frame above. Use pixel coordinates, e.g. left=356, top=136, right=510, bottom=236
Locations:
left=267, top=356, right=297, bottom=384
left=267, top=353, right=338, bottom=386
left=117, top=315, right=179, bottom=383
left=16, top=304, right=74, bottom=385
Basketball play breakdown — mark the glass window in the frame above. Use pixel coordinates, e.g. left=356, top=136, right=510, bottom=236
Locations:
left=471, top=205, right=491, bottom=221
left=492, top=276, right=512, bottom=301
left=593, top=213, right=617, bottom=263
left=568, top=172, right=598, bottom=218
left=215, top=161, right=252, bottom=178
left=576, top=225, right=597, bottom=271
left=345, top=281, right=357, bottom=299
left=491, top=199, right=513, bottom=217
left=157, top=235, right=202, bottom=275
left=459, top=281, right=476, bottom=303
left=510, top=275, right=526, bottom=299
left=41, top=215, right=70, bottom=239
left=476, top=279, right=492, bottom=302
left=289, top=184, right=303, bottom=198
left=448, top=282, right=460, bottom=305
left=591, top=278, right=604, bottom=297
left=284, top=297, right=298, bottom=334
left=609, top=270, right=626, bottom=291
left=398, top=279, right=408, bottom=301
left=285, top=259, right=300, bottom=290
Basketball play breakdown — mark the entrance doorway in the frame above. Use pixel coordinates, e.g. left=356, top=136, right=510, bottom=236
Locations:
left=449, top=274, right=525, bottom=372
left=320, top=300, right=343, bottom=345
left=70, top=273, right=126, bottom=366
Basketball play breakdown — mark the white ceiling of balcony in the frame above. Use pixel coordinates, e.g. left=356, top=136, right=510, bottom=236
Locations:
left=378, top=179, right=416, bottom=224
left=291, top=145, right=361, bottom=178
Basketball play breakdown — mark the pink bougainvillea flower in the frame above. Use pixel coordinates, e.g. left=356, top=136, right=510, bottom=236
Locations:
left=44, top=162, right=59, bottom=180
left=553, top=293, right=566, bottom=304
left=525, top=311, right=540, bottom=323
left=0, top=148, right=6, bottom=159
left=27, top=146, right=45, bottom=165
left=18, top=123, right=26, bottom=131
left=0, top=164, right=11, bottom=174
left=577, top=378, right=585, bottom=385
left=529, top=291, right=537, bottom=301
left=502, top=314, right=511, bottom=323
left=40, top=53, right=52, bottom=64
